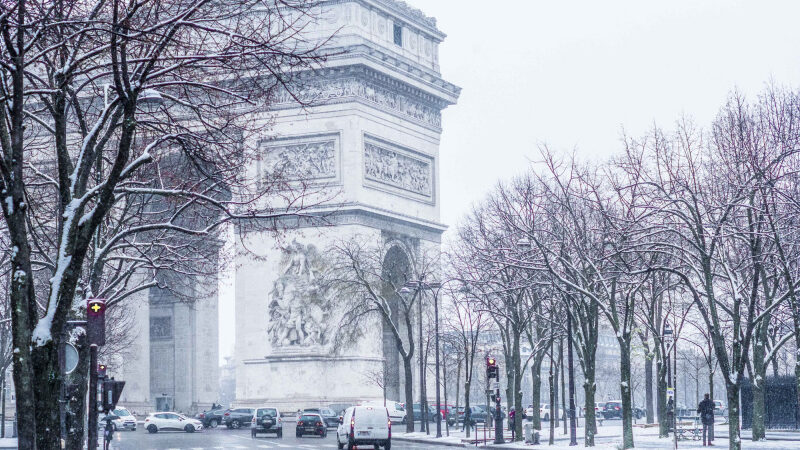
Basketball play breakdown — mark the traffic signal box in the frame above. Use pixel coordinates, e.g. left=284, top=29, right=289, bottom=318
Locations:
left=486, top=357, right=499, bottom=379
left=102, top=380, right=126, bottom=413
left=87, top=298, right=106, bottom=346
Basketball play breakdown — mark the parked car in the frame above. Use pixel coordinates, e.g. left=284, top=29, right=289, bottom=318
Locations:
left=362, top=400, right=406, bottom=424
left=251, top=407, right=283, bottom=438
left=329, top=403, right=353, bottom=417
left=524, top=404, right=551, bottom=421
left=100, top=407, right=136, bottom=431
left=224, top=408, right=254, bottom=429
left=714, top=400, right=727, bottom=416
left=304, top=407, right=340, bottom=428
left=195, top=408, right=226, bottom=428
left=431, top=404, right=454, bottom=422
left=446, top=407, right=464, bottom=426
left=467, top=405, right=489, bottom=423
left=144, top=412, right=203, bottom=433
left=336, top=405, right=391, bottom=450
left=599, top=401, right=642, bottom=419
left=412, top=403, right=437, bottom=422
left=296, top=413, right=327, bottom=438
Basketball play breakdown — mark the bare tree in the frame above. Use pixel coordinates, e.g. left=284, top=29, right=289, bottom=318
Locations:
left=328, top=236, right=440, bottom=433
left=0, top=0, right=330, bottom=446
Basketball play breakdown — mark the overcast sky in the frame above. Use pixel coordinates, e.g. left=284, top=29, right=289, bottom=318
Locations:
left=219, top=1, right=800, bottom=363
left=421, top=0, right=800, bottom=233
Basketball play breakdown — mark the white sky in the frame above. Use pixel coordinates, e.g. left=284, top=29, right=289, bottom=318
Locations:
left=219, top=0, right=800, bottom=363
left=423, top=0, right=800, bottom=231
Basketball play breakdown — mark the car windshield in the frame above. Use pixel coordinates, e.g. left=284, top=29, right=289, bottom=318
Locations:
left=319, top=408, right=334, bottom=416
left=113, top=409, right=130, bottom=417
left=300, top=415, right=320, bottom=422
left=258, top=408, right=277, bottom=417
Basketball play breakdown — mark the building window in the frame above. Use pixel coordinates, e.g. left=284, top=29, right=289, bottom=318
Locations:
left=150, top=316, right=173, bottom=340
left=393, top=23, right=403, bottom=47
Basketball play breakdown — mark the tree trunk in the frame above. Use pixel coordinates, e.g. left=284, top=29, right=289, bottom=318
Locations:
left=560, top=338, right=567, bottom=435
left=32, top=343, right=62, bottom=449
left=619, top=340, right=634, bottom=449
left=464, top=380, right=471, bottom=438
left=727, top=383, right=741, bottom=450
left=645, top=350, right=654, bottom=424
left=751, top=336, right=767, bottom=441
left=583, top=366, right=597, bottom=447
left=531, top=359, right=542, bottom=430
left=513, top=334, right=523, bottom=441
left=67, top=334, right=89, bottom=449
left=548, top=351, right=555, bottom=445
left=403, top=357, right=415, bottom=433
left=553, top=340, right=560, bottom=428
left=657, top=360, right=668, bottom=438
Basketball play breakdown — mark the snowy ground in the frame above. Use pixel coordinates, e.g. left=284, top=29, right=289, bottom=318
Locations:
left=396, top=420, right=800, bottom=449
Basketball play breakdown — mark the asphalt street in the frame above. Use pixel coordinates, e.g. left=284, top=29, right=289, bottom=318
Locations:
left=108, top=426, right=456, bottom=450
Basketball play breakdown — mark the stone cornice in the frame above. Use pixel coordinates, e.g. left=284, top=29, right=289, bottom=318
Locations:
left=327, top=43, right=461, bottom=103
left=321, top=0, right=443, bottom=39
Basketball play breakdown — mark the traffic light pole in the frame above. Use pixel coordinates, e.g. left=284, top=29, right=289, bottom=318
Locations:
left=88, top=344, right=98, bottom=450
left=494, top=389, right=503, bottom=443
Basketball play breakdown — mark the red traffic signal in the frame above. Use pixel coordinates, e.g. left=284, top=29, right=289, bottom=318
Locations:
left=486, top=357, right=499, bottom=379
left=87, top=298, right=106, bottom=346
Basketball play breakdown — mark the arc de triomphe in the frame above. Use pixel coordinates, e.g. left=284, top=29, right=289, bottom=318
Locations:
left=233, top=0, right=459, bottom=409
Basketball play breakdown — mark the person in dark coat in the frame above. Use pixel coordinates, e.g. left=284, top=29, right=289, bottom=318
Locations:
left=697, top=393, right=715, bottom=446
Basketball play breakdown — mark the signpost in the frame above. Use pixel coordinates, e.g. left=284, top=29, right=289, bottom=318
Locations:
left=87, top=298, right=107, bottom=450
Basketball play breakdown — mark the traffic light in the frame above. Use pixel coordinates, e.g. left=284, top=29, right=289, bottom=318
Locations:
left=87, top=298, right=106, bottom=346
left=101, top=379, right=126, bottom=413
left=486, top=357, right=499, bottom=379
left=98, top=364, right=107, bottom=380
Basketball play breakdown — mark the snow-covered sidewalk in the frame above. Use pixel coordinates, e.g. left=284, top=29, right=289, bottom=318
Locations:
left=395, top=422, right=800, bottom=449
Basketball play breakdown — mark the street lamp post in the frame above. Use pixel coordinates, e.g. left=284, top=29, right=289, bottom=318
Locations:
left=664, top=322, right=677, bottom=449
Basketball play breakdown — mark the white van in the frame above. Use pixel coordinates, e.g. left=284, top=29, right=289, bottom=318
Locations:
left=361, top=400, right=406, bottom=424
left=336, top=405, right=391, bottom=450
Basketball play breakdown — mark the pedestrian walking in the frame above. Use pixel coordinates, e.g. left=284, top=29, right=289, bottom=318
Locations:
left=698, top=393, right=715, bottom=446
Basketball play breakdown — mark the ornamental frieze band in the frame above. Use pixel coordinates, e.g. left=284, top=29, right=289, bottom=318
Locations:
left=272, top=75, right=442, bottom=128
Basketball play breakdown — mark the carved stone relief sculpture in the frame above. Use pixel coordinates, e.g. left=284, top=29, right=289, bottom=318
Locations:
left=263, top=139, right=336, bottom=181
left=364, top=141, right=432, bottom=197
left=266, top=240, right=333, bottom=349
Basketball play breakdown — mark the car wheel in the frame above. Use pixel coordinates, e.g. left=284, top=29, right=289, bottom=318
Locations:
left=209, top=419, right=218, bottom=428
left=147, top=425, right=158, bottom=434
left=232, top=420, right=242, bottom=429
left=132, top=427, right=136, bottom=432
left=374, top=445, right=380, bottom=450
left=185, top=424, right=195, bottom=433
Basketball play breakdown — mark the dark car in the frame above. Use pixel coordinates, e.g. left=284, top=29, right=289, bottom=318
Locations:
left=196, top=408, right=226, bottom=428
left=296, top=413, right=327, bottom=438
left=251, top=407, right=283, bottom=438
left=458, top=406, right=488, bottom=425
left=412, top=403, right=438, bottom=422
left=223, top=408, right=254, bottom=429
left=303, top=407, right=339, bottom=428
left=602, top=401, right=623, bottom=419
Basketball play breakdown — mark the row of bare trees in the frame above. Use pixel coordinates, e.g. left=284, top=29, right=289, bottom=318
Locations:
left=445, top=85, right=800, bottom=449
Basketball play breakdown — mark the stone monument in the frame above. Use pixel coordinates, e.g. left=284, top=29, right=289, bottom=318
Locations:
left=234, top=0, right=459, bottom=409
